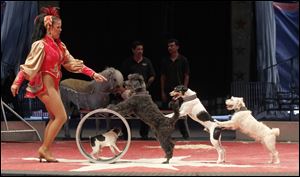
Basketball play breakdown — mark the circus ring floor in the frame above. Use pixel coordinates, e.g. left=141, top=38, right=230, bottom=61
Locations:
left=1, top=140, right=298, bottom=176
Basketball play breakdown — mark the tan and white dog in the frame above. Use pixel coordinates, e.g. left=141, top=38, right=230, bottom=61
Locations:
left=217, top=96, right=280, bottom=164
left=89, top=128, right=122, bottom=159
left=165, top=85, right=225, bottom=164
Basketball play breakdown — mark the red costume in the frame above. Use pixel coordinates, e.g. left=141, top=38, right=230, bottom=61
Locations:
left=13, top=35, right=96, bottom=98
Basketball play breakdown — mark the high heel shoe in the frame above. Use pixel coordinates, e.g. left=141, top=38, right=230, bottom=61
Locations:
left=38, top=148, right=58, bottom=163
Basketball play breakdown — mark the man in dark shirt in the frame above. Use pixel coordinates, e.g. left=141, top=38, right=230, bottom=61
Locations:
left=160, top=38, right=190, bottom=139
left=121, top=40, right=156, bottom=140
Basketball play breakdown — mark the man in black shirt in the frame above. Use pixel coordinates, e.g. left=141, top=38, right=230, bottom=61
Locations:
left=160, top=38, right=190, bottom=139
left=121, top=41, right=156, bottom=140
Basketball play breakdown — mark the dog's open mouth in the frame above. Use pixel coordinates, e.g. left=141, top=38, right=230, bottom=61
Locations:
left=170, top=92, right=182, bottom=100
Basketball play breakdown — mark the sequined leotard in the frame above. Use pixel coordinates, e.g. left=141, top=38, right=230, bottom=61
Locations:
left=19, top=35, right=95, bottom=98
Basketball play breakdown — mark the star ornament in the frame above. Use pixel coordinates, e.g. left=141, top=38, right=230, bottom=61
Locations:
left=22, top=155, right=258, bottom=172
left=70, top=156, right=254, bottom=172
left=22, top=143, right=255, bottom=172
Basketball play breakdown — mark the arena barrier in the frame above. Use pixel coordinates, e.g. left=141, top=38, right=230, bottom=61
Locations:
left=231, top=81, right=299, bottom=120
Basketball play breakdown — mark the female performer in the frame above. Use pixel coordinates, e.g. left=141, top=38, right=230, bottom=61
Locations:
left=10, top=7, right=107, bottom=162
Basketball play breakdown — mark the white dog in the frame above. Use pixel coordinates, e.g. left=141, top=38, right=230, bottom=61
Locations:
left=217, top=96, right=280, bottom=164
left=165, top=85, right=225, bottom=164
left=89, top=128, right=122, bottom=158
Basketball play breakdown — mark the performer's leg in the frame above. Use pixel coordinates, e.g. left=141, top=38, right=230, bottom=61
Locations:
left=42, top=114, right=54, bottom=156
left=37, top=75, right=67, bottom=162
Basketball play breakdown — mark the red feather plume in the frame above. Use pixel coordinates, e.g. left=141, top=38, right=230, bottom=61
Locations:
left=40, top=6, right=60, bottom=17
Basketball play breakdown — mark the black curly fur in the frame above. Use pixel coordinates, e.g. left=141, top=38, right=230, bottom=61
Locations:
left=107, top=74, right=180, bottom=164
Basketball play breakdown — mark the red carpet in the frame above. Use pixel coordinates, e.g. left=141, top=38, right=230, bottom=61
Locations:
left=1, top=140, right=299, bottom=176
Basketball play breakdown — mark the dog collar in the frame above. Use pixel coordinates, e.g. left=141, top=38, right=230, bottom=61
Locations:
left=235, top=106, right=248, bottom=112
left=183, top=94, right=197, bottom=102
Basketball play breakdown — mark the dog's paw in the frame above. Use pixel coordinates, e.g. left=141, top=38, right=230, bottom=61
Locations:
left=216, top=159, right=225, bottom=164
left=162, top=160, right=169, bottom=164
left=170, top=97, right=183, bottom=107
left=268, top=159, right=280, bottom=164
left=168, top=98, right=182, bottom=110
left=168, top=100, right=176, bottom=109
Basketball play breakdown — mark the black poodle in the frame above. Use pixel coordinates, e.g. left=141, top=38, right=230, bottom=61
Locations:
left=107, top=73, right=181, bottom=164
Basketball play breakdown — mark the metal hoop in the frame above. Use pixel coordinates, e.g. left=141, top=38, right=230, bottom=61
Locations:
left=76, top=108, right=131, bottom=163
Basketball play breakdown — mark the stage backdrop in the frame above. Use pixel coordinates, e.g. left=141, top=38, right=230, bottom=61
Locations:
left=274, top=2, right=299, bottom=93
left=59, top=1, right=232, bottom=101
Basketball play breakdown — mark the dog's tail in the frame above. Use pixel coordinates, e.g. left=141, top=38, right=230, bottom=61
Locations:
left=271, top=128, right=280, bottom=136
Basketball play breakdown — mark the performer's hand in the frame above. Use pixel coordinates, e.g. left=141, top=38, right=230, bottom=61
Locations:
left=11, top=84, right=20, bottom=97
left=93, top=73, right=107, bottom=82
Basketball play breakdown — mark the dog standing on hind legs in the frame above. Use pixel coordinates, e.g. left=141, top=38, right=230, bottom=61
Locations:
left=217, top=96, right=280, bottom=164
left=107, top=73, right=181, bottom=164
left=165, top=85, right=225, bottom=164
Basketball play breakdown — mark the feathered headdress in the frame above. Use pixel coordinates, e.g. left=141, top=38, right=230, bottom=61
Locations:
left=40, top=6, right=60, bottom=17
left=39, top=6, right=60, bottom=28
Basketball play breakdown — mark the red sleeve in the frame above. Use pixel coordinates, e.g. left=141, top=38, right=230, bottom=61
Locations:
left=13, top=70, right=25, bottom=86
left=81, top=65, right=95, bottom=78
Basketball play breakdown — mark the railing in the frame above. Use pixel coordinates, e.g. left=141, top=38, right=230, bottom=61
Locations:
left=231, top=81, right=299, bottom=120
left=1, top=98, right=42, bottom=141
left=16, top=85, right=48, bottom=120
left=231, top=81, right=277, bottom=114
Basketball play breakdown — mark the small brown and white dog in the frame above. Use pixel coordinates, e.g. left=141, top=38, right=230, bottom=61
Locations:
left=165, top=85, right=225, bottom=164
left=89, top=128, right=122, bottom=158
left=217, top=96, right=280, bottom=164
